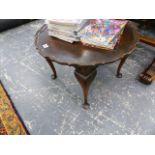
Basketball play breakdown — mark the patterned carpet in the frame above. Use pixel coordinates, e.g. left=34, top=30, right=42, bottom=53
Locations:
left=0, top=118, right=7, bottom=134
left=0, top=20, right=155, bottom=134
left=0, top=82, right=28, bottom=135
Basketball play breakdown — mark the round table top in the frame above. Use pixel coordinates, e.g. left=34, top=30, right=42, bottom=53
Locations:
left=35, top=22, right=139, bottom=66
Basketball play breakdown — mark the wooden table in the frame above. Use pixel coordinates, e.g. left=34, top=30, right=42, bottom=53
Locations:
left=35, top=22, right=139, bottom=109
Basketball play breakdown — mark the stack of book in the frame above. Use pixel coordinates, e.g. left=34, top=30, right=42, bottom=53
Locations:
left=46, top=19, right=89, bottom=43
left=79, top=19, right=128, bottom=50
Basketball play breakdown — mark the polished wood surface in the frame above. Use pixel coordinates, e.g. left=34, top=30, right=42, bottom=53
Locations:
left=35, top=22, right=139, bottom=67
left=140, top=35, right=155, bottom=47
left=35, top=22, right=139, bottom=109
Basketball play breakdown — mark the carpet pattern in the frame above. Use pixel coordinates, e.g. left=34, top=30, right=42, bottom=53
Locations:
left=0, top=20, right=155, bottom=134
left=0, top=83, right=27, bottom=135
left=0, top=118, right=7, bottom=134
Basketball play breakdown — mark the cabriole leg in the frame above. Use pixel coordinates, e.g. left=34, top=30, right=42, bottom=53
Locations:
left=74, top=66, right=97, bottom=109
left=116, top=55, right=129, bottom=78
left=45, top=57, right=57, bottom=79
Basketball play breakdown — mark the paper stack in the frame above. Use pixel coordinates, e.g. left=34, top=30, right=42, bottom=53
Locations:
left=46, top=19, right=89, bottom=43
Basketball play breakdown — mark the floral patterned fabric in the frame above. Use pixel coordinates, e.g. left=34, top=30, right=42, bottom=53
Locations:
left=0, top=83, right=27, bottom=135
left=0, top=118, right=7, bottom=135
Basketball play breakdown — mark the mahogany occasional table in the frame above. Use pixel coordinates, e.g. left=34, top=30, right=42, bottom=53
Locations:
left=35, top=22, right=139, bottom=109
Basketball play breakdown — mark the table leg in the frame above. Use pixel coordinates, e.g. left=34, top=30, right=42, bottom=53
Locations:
left=74, top=66, right=97, bottom=109
left=45, top=57, right=57, bottom=79
left=116, top=55, right=129, bottom=78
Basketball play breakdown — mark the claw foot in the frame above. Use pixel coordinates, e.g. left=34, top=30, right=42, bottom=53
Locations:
left=117, top=73, right=122, bottom=78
